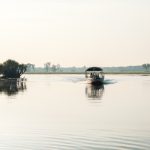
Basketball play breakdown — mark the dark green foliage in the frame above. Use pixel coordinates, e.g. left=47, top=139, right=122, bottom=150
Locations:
left=0, top=64, right=3, bottom=74
left=0, top=60, right=27, bottom=78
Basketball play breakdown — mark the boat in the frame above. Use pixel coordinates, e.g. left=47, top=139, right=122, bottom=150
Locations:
left=85, top=67, right=104, bottom=85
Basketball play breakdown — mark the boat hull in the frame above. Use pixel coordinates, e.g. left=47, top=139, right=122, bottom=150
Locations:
left=87, top=78, right=104, bottom=85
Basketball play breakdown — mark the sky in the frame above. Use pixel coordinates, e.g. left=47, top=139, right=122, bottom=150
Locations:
left=0, top=0, right=150, bottom=67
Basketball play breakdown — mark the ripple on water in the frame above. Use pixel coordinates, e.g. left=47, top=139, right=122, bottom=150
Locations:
left=0, top=129, right=150, bottom=150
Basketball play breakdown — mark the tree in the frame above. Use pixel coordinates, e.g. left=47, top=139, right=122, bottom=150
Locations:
left=0, top=59, right=27, bottom=78
left=142, top=64, right=150, bottom=72
left=44, top=62, right=51, bottom=72
left=56, top=64, right=61, bottom=71
left=27, top=63, right=35, bottom=72
left=51, top=64, right=57, bottom=72
left=0, top=64, right=3, bottom=74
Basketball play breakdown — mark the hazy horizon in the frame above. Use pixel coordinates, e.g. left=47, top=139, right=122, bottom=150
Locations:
left=0, top=0, right=150, bottom=67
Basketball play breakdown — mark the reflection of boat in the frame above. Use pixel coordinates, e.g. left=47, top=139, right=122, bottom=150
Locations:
left=85, top=84, right=104, bottom=100
left=0, top=78, right=26, bottom=96
left=85, top=67, right=104, bottom=85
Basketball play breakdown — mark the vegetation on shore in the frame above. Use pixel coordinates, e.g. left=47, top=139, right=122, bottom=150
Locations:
left=25, top=72, right=150, bottom=75
left=0, top=59, right=150, bottom=76
left=25, top=63, right=150, bottom=74
left=0, top=60, right=27, bottom=78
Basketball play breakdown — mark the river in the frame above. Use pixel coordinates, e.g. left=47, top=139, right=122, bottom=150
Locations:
left=0, top=74, right=150, bottom=149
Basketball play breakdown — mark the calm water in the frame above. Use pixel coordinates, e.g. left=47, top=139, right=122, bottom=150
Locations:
left=0, top=74, right=150, bottom=150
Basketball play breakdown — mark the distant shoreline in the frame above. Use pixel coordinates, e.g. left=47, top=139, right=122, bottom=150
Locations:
left=25, top=72, right=150, bottom=75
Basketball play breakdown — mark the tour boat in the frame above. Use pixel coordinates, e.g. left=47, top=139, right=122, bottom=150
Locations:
left=85, top=67, right=104, bottom=85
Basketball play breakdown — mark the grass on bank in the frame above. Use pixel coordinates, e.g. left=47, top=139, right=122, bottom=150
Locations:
left=25, top=71, right=150, bottom=75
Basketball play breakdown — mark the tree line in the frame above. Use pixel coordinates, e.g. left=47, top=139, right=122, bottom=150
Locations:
left=26, top=63, right=150, bottom=73
left=26, top=62, right=61, bottom=73
left=0, top=59, right=150, bottom=78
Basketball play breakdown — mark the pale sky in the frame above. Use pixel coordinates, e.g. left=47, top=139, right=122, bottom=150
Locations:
left=0, top=0, right=150, bottom=67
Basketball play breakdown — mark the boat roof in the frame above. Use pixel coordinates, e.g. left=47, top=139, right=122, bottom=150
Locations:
left=85, top=67, right=103, bottom=72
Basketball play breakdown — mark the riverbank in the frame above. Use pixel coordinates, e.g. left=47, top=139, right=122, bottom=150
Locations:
left=25, top=72, right=150, bottom=75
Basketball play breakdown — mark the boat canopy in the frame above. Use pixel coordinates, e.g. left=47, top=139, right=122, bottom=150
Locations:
left=85, top=67, right=103, bottom=72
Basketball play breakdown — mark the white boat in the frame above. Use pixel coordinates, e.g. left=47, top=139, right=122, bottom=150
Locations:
left=85, top=67, right=104, bottom=85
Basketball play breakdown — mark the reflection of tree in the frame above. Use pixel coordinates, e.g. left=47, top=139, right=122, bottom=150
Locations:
left=0, top=79, right=26, bottom=96
left=85, top=84, right=104, bottom=100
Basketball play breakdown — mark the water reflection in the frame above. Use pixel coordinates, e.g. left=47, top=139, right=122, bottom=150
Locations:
left=85, top=84, right=104, bottom=100
left=0, top=79, right=26, bottom=96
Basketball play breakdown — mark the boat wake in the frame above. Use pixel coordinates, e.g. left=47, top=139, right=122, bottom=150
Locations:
left=63, top=76, right=117, bottom=85
left=64, top=76, right=86, bottom=83
left=103, top=79, right=117, bottom=84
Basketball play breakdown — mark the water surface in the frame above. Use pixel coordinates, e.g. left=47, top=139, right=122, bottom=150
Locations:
left=0, top=74, right=150, bottom=149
